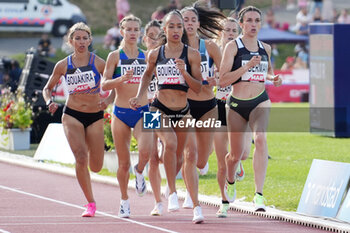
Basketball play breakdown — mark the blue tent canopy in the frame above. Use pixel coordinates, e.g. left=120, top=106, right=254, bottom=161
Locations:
left=258, top=27, right=308, bottom=44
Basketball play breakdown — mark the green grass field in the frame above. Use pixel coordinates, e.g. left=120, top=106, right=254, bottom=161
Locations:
left=2, top=103, right=349, bottom=212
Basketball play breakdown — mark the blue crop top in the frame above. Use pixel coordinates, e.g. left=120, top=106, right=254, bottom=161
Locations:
left=65, top=53, right=101, bottom=95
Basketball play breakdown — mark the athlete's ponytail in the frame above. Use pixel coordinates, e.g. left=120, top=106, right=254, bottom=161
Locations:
left=181, top=1, right=226, bottom=39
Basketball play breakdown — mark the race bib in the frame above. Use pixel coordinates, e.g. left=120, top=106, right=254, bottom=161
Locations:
left=241, top=60, right=268, bottom=82
left=200, top=60, right=209, bottom=81
left=156, top=60, right=186, bottom=85
left=147, top=76, right=158, bottom=99
left=120, top=63, right=147, bottom=84
left=65, top=67, right=96, bottom=94
left=216, top=85, right=232, bottom=100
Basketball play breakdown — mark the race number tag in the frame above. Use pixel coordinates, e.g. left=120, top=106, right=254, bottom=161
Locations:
left=120, top=60, right=147, bottom=84
left=65, top=67, right=96, bottom=94
left=156, top=59, right=186, bottom=85
left=216, top=85, right=232, bottom=100
left=241, top=60, right=268, bottom=82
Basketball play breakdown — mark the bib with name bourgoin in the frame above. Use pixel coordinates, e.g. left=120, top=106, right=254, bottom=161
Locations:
left=156, top=58, right=186, bottom=85
left=65, top=66, right=97, bottom=94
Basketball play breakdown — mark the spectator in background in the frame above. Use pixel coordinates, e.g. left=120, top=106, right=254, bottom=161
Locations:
left=151, top=6, right=167, bottom=21
left=337, top=9, right=350, bottom=24
left=37, top=33, right=56, bottom=57
left=281, top=56, right=295, bottom=71
left=310, top=0, right=323, bottom=14
left=103, top=22, right=122, bottom=50
left=295, top=43, right=309, bottom=68
left=294, top=6, right=311, bottom=34
left=312, top=7, right=323, bottom=22
left=0, top=59, right=22, bottom=92
left=8, top=60, right=21, bottom=92
left=116, top=0, right=130, bottom=22
left=264, top=9, right=280, bottom=29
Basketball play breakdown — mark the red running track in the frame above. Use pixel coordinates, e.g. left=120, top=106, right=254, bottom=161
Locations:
left=0, top=161, right=328, bottom=233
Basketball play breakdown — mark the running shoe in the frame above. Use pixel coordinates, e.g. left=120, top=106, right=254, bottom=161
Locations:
left=118, top=199, right=130, bottom=218
left=216, top=203, right=229, bottom=218
left=168, top=192, right=179, bottom=212
left=224, top=181, right=236, bottom=203
left=134, top=164, right=146, bottom=196
left=81, top=202, right=96, bottom=217
left=150, top=202, right=163, bottom=216
left=192, top=206, right=204, bottom=224
left=235, top=161, right=245, bottom=182
left=182, top=190, right=193, bottom=209
left=199, top=162, right=209, bottom=175
left=253, top=193, right=266, bottom=212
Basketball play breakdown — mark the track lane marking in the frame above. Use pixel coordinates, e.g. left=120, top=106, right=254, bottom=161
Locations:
left=0, top=185, right=178, bottom=233
left=0, top=229, right=11, bottom=233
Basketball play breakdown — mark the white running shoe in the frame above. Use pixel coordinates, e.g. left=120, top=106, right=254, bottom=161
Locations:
left=192, top=206, right=204, bottom=224
left=118, top=199, right=130, bottom=218
left=150, top=202, right=163, bottom=216
left=182, top=190, right=193, bottom=209
left=134, top=164, right=146, bottom=196
left=168, top=192, right=179, bottom=212
left=224, top=181, right=236, bottom=203
left=199, top=162, right=209, bottom=175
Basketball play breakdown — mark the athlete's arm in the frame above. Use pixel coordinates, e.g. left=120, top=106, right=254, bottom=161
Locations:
left=129, top=47, right=157, bottom=109
left=206, top=40, right=222, bottom=86
left=101, top=50, right=133, bottom=91
left=43, top=58, right=66, bottom=114
left=182, top=47, right=202, bottom=93
left=263, top=42, right=282, bottom=87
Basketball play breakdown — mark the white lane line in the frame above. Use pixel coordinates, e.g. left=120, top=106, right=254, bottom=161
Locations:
left=0, top=229, right=11, bottom=233
left=0, top=185, right=178, bottom=233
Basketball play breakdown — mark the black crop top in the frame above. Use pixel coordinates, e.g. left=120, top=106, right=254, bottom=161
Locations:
left=231, top=37, right=269, bottom=86
left=155, top=44, right=191, bottom=92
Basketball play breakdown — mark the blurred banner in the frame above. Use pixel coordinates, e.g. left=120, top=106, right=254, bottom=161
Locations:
left=297, top=159, right=350, bottom=218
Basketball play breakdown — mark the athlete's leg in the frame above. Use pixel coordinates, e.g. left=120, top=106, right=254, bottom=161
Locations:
left=214, top=127, right=229, bottom=201
left=133, top=120, right=153, bottom=173
left=62, top=114, right=93, bottom=203
left=148, top=134, right=162, bottom=204
left=249, top=100, right=270, bottom=194
left=112, top=115, right=132, bottom=201
left=182, top=130, right=198, bottom=207
left=226, top=108, right=249, bottom=183
left=196, top=106, right=218, bottom=169
left=85, top=119, right=105, bottom=173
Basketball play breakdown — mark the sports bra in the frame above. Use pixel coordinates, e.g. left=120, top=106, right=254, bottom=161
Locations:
left=112, top=48, right=147, bottom=84
left=155, top=44, right=191, bottom=92
left=65, top=53, right=100, bottom=95
left=231, top=37, right=269, bottom=86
